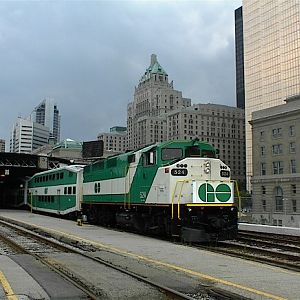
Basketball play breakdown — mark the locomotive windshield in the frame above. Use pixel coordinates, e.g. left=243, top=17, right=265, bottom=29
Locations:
left=186, top=146, right=216, bottom=158
left=161, top=148, right=183, bottom=161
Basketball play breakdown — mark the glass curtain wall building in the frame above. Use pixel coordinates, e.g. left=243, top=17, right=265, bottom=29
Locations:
left=243, top=0, right=300, bottom=190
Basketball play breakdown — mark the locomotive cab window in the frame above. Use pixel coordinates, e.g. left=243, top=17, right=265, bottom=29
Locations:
left=144, top=150, right=156, bottom=166
left=161, top=148, right=183, bottom=161
left=186, top=146, right=200, bottom=157
left=128, top=154, right=135, bottom=163
left=202, top=149, right=215, bottom=158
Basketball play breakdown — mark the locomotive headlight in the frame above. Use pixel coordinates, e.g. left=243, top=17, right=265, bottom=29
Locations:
left=204, top=167, right=210, bottom=174
left=204, top=161, right=211, bottom=174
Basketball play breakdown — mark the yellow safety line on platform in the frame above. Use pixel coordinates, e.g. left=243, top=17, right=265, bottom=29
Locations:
left=0, top=271, right=18, bottom=300
left=4, top=218, right=290, bottom=300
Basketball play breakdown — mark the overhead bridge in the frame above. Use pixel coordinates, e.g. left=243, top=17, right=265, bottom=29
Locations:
left=0, top=153, right=71, bottom=208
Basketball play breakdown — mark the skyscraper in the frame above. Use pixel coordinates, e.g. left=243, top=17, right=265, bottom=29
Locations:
left=127, top=54, right=191, bottom=150
left=31, top=98, right=60, bottom=144
left=243, top=0, right=300, bottom=190
left=10, top=117, right=50, bottom=153
left=234, top=6, right=245, bottom=109
left=0, top=139, right=5, bottom=152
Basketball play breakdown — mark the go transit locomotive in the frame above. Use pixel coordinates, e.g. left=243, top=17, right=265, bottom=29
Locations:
left=26, top=140, right=238, bottom=242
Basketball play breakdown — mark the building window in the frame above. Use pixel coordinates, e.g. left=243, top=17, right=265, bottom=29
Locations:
left=291, top=160, right=296, bottom=173
left=291, top=184, right=296, bottom=194
left=262, top=186, right=266, bottom=194
left=292, top=199, right=297, bottom=212
left=273, top=161, right=283, bottom=174
left=275, top=186, right=283, bottom=212
left=261, top=163, right=266, bottom=175
left=261, top=146, right=265, bottom=156
left=289, top=142, right=296, bottom=153
left=262, top=199, right=266, bottom=211
left=272, top=128, right=282, bottom=138
left=272, top=144, right=283, bottom=155
left=260, top=131, right=265, bottom=141
left=289, top=125, right=295, bottom=136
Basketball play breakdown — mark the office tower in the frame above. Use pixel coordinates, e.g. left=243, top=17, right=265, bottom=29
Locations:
left=0, top=139, right=5, bottom=152
left=10, top=117, right=50, bottom=153
left=31, top=98, right=60, bottom=144
left=234, top=6, right=245, bottom=109
left=243, top=0, right=300, bottom=190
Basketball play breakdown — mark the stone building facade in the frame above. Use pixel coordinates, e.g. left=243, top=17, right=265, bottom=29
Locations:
left=250, top=95, right=300, bottom=227
left=166, top=104, right=246, bottom=189
left=97, top=126, right=127, bottom=157
left=127, top=54, right=191, bottom=150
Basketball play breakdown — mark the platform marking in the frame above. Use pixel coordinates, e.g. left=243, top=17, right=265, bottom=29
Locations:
left=0, top=271, right=18, bottom=300
left=2, top=218, right=290, bottom=300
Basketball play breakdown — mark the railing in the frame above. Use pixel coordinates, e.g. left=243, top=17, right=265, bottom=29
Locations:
left=171, top=179, right=189, bottom=220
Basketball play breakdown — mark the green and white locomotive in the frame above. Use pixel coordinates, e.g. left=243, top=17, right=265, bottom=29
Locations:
left=27, top=165, right=84, bottom=216
left=26, top=140, right=238, bottom=242
left=82, top=140, right=238, bottom=242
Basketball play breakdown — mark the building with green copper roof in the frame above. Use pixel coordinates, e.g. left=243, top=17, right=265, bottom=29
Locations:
left=128, top=54, right=191, bottom=150
left=139, top=54, right=168, bottom=84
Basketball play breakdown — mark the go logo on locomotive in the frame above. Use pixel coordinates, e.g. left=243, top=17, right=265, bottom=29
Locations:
left=197, top=182, right=233, bottom=203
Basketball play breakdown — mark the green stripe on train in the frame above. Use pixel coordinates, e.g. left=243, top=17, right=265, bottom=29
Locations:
left=30, top=195, right=77, bottom=211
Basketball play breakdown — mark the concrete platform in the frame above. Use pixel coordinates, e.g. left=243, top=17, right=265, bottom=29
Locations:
left=239, top=222, right=300, bottom=236
left=1, top=209, right=300, bottom=300
left=0, top=255, right=49, bottom=300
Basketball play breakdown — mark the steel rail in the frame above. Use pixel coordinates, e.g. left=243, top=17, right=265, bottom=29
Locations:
left=238, top=230, right=300, bottom=247
left=0, top=219, right=198, bottom=300
left=0, top=223, right=99, bottom=299
left=194, top=234, right=300, bottom=273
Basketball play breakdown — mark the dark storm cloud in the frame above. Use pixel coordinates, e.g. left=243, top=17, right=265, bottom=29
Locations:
left=0, top=0, right=241, bottom=147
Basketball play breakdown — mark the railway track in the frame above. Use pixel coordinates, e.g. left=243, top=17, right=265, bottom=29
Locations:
left=196, top=230, right=300, bottom=272
left=0, top=219, right=245, bottom=300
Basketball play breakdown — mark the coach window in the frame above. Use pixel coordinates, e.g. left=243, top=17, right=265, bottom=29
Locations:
left=60, top=172, right=64, bottom=179
left=68, top=186, right=72, bottom=194
left=73, top=186, right=76, bottom=194
left=64, top=187, right=67, bottom=195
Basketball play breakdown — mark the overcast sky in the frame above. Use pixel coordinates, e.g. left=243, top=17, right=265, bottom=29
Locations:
left=0, top=0, right=241, bottom=147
